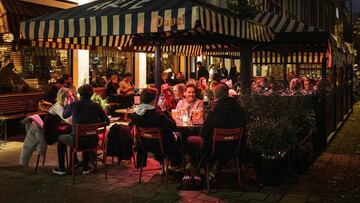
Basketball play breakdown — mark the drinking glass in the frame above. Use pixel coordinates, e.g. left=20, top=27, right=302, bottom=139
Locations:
left=171, top=109, right=178, bottom=123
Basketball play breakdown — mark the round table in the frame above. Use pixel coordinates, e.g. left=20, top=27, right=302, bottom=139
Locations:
left=115, top=108, right=134, bottom=121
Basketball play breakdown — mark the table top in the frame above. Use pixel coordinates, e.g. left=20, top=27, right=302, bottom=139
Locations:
left=115, top=108, right=135, bottom=114
left=176, top=123, right=202, bottom=129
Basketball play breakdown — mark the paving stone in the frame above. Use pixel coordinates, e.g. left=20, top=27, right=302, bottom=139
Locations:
left=152, top=194, right=180, bottom=202
left=279, top=194, right=308, bottom=203
left=307, top=195, right=322, bottom=203
left=73, top=182, right=100, bottom=190
left=265, top=194, right=283, bottom=202
left=248, top=200, right=271, bottom=203
left=132, top=183, right=162, bottom=191
left=153, top=184, right=179, bottom=194
left=178, top=191, right=202, bottom=199
left=111, top=187, right=137, bottom=196
left=240, top=192, right=268, bottom=201
left=195, top=193, right=222, bottom=202
left=131, top=190, right=156, bottom=199
left=219, top=199, right=244, bottom=203
left=0, top=169, right=29, bottom=178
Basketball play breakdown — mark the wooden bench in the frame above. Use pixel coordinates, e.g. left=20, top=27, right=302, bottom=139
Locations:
left=0, top=91, right=46, bottom=143
left=0, top=91, right=46, bottom=119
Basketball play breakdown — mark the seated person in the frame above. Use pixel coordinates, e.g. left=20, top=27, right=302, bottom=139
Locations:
left=44, top=88, right=73, bottom=145
left=44, top=78, right=65, bottom=104
left=91, top=74, right=106, bottom=87
left=117, top=72, right=135, bottom=108
left=118, top=72, right=135, bottom=95
left=176, top=83, right=204, bottom=113
left=174, top=72, right=186, bottom=85
left=157, top=84, right=177, bottom=113
left=106, top=74, right=119, bottom=102
left=175, top=84, right=204, bottom=167
left=129, top=88, right=181, bottom=168
left=173, top=83, right=185, bottom=104
left=160, top=72, right=169, bottom=85
left=53, top=84, right=110, bottom=175
left=187, top=83, right=246, bottom=179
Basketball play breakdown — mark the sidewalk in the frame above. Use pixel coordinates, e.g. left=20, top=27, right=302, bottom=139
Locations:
left=0, top=103, right=359, bottom=203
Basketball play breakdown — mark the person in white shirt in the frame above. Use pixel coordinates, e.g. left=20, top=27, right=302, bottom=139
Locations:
left=43, top=88, right=74, bottom=175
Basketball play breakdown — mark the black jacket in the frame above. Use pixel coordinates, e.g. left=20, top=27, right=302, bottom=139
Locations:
left=106, top=124, right=133, bottom=160
left=129, top=108, right=176, bottom=136
left=129, top=108, right=181, bottom=167
left=201, top=97, right=246, bottom=142
left=197, top=66, right=209, bottom=80
left=106, top=82, right=119, bottom=101
left=63, top=98, right=110, bottom=135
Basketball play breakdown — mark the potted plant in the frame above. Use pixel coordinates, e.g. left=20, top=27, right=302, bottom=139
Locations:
left=91, top=93, right=110, bottom=114
left=243, top=95, right=316, bottom=185
left=248, top=117, right=298, bottom=186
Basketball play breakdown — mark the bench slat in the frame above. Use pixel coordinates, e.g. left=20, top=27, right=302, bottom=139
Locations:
left=0, top=91, right=45, bottom=117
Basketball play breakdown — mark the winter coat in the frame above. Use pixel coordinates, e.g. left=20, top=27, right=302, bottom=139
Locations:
left=129, top=106, right=181, bottom=167
left=106, top=124, right=133, bottom=160
left=43, top=112, right=71, bottom=145
left=20, top=114, right=47, bottom=166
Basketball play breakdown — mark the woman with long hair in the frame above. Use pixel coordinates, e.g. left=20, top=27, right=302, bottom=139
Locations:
left=43, top=88, right=74, bottom=146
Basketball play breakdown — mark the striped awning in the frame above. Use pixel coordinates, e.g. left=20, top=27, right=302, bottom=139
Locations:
left=254, top=11, right=357, bottom=67
left=31, top=40, right=90, bottom=50
left=252, top=50, right=326, bottom=65
left=203, top=51, right=241, bottom=58
left=123, top=44, right=241, bottom=57
left=20, top=0, right=274, bottom=44
left=254, top=11, right=320, bottom=33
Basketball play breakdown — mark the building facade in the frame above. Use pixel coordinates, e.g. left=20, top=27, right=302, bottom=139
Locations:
left=0, top=0, right=81, bottom=94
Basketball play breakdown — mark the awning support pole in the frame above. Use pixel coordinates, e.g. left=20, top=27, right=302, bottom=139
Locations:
left=321, top=57, right=327, bottom=80
left=154, top=42, right=161, bottom=91
left=240, top=43, right=251, bottom=90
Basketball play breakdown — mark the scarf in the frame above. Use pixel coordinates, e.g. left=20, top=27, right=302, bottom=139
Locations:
left=134, top=104, right=155, bottom=116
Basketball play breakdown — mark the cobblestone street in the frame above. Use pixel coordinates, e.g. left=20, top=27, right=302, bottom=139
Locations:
left=0, top=103, right=359, bottom=203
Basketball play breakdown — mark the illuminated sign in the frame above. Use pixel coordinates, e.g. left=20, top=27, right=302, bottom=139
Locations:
left=156, top=14, right=185, bottom=28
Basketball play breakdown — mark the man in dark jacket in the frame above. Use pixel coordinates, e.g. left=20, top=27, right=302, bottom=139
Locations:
left=53, top=84, right=110, bottom=175
left=187, top=83, right=246, bottom=179
left=129, top=88, right=181, bottom=168
left=200, top=83, right=246, bottom=151
left=196, top=61, right=209, bottom=80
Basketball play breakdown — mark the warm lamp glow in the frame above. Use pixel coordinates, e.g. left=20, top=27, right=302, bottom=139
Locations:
left=139, top=53, right=147, bottom=87
left=162, top=53, right=168, bottom=59
left=2, top=33, right=14, bottom=43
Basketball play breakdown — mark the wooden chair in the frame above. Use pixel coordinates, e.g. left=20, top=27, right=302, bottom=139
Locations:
left=206, top=128, right=244, bottom=192
left=137, top=127, right=169, bottom=188
left=71, top=122, right=107, bottom=184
